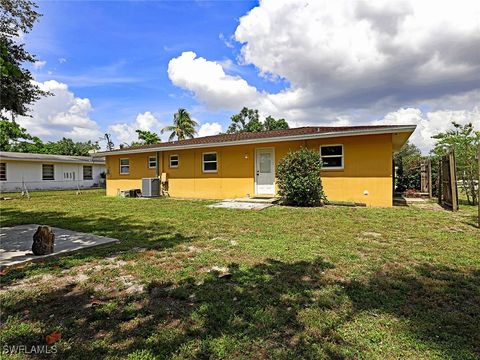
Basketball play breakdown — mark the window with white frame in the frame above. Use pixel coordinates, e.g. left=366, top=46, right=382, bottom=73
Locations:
left=320, top=145, right=344, bottom=170
left=83, top=165, right=93, bottom=180
left=42, top=164, right=55, bottom=180
left=120, top=158, right=130, bottom=174
left=202, top=152, right=217, bottom=172
left=169, top=154, right=179, bottom=168
left=148, top=156, right=157, bottom=169
left=0, top=163, right=6, bottom=181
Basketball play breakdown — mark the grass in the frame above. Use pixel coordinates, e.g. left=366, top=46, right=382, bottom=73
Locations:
left=0, top=189, right=479, bottom=359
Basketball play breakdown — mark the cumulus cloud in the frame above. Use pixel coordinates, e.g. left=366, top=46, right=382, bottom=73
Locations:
left=168, top=51, right=260, bottom=110
left=198, top=122, right=222, bottom=137
left=16, top=80, right=103, bottom=142
left=372, top=107, right=480, bottom=153
left=235, top=0, right=480, bottom=109
left=167, top=0, right=480, bottom=151
left=108, top=111, right=161, bottom=146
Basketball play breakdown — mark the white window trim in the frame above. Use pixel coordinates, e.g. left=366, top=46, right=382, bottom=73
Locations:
left=202, top=152, right=218, bottom=173
left=42, top=164, right=55, bottom=181
left=148, top=156, right=157, bottom=169
left=169, top=154, right=179, bottom=168
left=320, top=144, right=344, bottom=170
left=119, top=158, right=130, bottom=175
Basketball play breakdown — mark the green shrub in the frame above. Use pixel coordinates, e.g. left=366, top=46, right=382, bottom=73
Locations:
left=277, top=148, right=325, bottom=206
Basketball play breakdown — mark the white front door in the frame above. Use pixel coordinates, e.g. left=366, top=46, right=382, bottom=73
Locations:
left=255, top=148, right=275, bottom=195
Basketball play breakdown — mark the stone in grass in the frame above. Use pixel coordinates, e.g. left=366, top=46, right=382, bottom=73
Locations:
left=210, top=266, right=232, bottom=279
left=32, top=225, right=55, bottom=255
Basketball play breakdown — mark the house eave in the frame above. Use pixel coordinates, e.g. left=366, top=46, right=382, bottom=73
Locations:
left=95, top=125, right=417, bottom=157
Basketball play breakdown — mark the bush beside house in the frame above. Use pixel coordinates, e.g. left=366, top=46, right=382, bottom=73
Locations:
left=277, top=148, right=325, bottom=207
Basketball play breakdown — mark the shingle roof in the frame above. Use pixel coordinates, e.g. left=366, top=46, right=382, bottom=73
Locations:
left=0, top=151, right=105, bottom=164
left=99, top=125, right=416, bottom=155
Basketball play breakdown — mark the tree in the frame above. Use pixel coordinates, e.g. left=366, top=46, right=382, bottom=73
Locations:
left=431, top=122, right=479, bottom=205
left=277, top=148, right=325, bottom=206
left=0, top=121, right=100, bottom=155
left=264, top=116, right=289, bottom=131
left=0, top=119, right=33, bottom=150
left=227, top=108, right=290, bottom=133
left=103, top=133, right=114, bottom=151
left=41, top=138, right=100, bottom=156
left=394, top=142, right=423, bottom=192
left=0, top=0, right=49, bottom=120
left=161, top=108, right=198, bottom=141
left=135, top=129, right=160, bottom=144
left=227, top=107, right=263, bottom=133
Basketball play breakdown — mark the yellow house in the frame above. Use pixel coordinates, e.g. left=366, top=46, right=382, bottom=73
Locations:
left=98, top=125, right=416, bottom=207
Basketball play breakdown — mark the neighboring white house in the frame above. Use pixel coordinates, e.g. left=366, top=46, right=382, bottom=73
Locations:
left=0, top=152, right=105, bottom=192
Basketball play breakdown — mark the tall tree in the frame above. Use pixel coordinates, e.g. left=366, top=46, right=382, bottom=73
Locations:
left=227, top=108, right=290, bottom=133
left=161, top=108, right=198, bottom=141
left=0, top=0, right=49, bottom=120
left=135, top=129, right=160, bottom=144
left=431, top=122, right=479, bottom=205
left=227, top=107, right=263, bottom=133
left=264, top=116, right=289, bottom=131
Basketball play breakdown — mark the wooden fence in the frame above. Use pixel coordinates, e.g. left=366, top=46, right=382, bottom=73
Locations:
left=420, top=160, right=432, bottom=198
left=437, top=150, right=459, bottom=211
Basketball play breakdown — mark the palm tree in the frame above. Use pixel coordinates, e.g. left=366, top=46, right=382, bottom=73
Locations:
left=161, top=108, right=198, bottom=141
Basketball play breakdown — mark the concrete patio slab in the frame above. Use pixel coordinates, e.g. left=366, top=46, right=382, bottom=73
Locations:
left=208, top=201, right=274, bottom=210
left=224, top=197, right=279, bottom=204
left=0, top=224, right=119, bottom=269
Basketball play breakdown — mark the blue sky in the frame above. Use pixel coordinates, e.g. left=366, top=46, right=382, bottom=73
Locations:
left=29, top=1, right=269, bottom=131
left=21, top=0, right=480, bottom=151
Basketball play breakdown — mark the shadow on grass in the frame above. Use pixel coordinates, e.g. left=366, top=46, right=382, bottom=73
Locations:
left=2, top=259, right=479, bottom=359
left=0, top=208, right=197, bottom=286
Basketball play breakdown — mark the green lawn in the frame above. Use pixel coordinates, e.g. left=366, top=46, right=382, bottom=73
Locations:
left=0, top=189, right=479, bottom=359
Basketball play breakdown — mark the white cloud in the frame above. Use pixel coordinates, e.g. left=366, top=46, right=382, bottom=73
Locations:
left=16, top=80, right=103, bottom=142
left=33, top=60, right=46, bottom=70
left=372, top=107, right=480, bottom=153
left=235, top=0, right=480, bottom=109
left=166, top=0, right=480, bottom=152
left=198, top=122, right=222, bottom=137
left=58, top=58, right=67, bottom=64
left=168, top=51, right=260, bottom=110
left=108, top=111, right=161, bottom=146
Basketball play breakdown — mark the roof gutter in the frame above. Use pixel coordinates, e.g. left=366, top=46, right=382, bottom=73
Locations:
left=95, top=125, right=417, bottom=157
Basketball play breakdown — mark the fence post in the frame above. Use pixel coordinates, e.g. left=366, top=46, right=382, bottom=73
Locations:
left=449, top=150, right=459, bottom=211
left=428, top=159, right=432, bottom=198
left=438, top=159, right=442, bottom=205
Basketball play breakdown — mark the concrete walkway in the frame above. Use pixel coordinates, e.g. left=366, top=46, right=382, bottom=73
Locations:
left=0, top=224, right=119, bottom=269
left=208, top=197, right=277, bottom=210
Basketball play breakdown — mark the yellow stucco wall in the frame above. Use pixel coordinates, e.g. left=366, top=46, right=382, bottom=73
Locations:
left=105, top=133, right=393, bottom=206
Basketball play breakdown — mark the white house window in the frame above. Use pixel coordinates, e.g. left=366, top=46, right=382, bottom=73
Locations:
left=148, top=156, right=157, bottom=169
left=169, top=155, right=179, bottom=168
left=120, top=158, right=130, bottom=174
left=202, top=152, right=217, bottom=173
left=83, top=165, right=93, bottom=180
left=42, top=164, right=55, bottom=180
left=0, top=163, right=6, bottom=181
left=320, top=145, right=344, bottom=170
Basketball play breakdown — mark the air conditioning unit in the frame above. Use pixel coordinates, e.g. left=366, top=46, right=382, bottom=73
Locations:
left=142, top=178, right=160, bottom=197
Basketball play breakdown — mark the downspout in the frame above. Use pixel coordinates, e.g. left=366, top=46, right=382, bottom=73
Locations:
left=156, top=151, right=160, bottom=178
